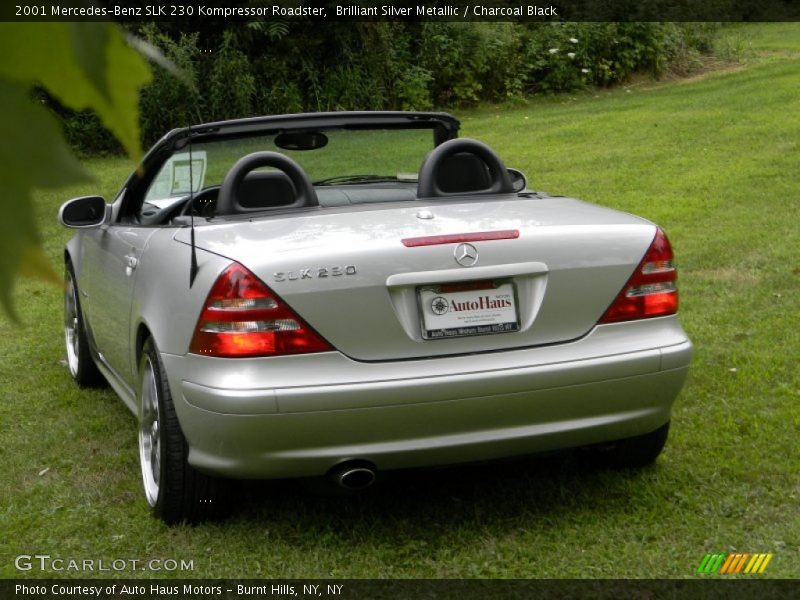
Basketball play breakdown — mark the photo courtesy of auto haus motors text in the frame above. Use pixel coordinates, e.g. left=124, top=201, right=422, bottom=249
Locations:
left=14, top=583, right=346, bottom=598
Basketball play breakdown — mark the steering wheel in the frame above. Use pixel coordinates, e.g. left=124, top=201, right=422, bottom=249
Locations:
left=216, top=151, right=318, bottom=216
left=177, top=187, right=219, bottom=218
left=417, top=138, right=515, bottom=198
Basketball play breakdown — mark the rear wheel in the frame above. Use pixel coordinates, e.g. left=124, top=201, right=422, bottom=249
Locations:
left=587, top=421, right=670, bottom=469
left=64, top=265, right=105, bottom=387
left=138, top=338, right=227, bottom=524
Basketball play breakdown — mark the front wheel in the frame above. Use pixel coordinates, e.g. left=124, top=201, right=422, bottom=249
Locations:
left=138, top=338, right=227, bottom=524
left=64, top=265, right=105, bottom=387
left=586, top=421, right=670, bottom=469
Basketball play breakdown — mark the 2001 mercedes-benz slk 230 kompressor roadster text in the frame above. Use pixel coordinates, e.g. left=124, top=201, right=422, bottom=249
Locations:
left=59, top=111, right=692, bottom=523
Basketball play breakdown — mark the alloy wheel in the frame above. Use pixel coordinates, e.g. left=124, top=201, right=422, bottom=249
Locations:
left=64, top=274, right=80, bottom=377
left=139, top=356, right=161, bottom=507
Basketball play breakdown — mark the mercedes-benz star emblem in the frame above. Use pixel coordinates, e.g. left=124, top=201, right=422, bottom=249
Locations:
left=431, top=296, right=449, bottom=315
left=454, top=243, right=479, bottom=267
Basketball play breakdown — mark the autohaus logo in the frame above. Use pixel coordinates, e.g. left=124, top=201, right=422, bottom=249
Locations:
left=431, top=296, right=449, bottom=315
left=450, top=296, right=512, bottom=312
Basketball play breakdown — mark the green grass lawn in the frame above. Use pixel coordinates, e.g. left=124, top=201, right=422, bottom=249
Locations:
left=1, top=23, right=798, bottom=580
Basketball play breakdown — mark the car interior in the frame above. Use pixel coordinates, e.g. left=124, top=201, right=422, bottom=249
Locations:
left=136, top=137, right=529, bottom=227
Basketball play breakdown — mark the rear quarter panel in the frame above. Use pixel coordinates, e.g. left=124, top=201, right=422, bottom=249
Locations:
left=131, top=229, right=231, bottom=359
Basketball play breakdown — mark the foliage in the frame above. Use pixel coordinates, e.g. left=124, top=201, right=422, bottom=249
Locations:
left=57, top=23, right=717, bottom=154
left=395, top=65, right=434, bottom=111
left=0, top=23, right=151, bottom=316
left=139, top=26, right=203, bottom=146
left=208, top=31, right=256, bottom=121
left=58, top=108, right=123, bottom=157
left=520, top=23, right=589, bottom=93
left=418, top=23, right=485, bottom=105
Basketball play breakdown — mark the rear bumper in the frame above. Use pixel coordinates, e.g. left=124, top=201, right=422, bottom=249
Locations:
left=161, top=317, right=692, bottom=478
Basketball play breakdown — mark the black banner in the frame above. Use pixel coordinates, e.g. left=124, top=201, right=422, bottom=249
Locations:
left=3, top=579, right=800, bottom=600
left=4, top=0, right=800, bottom=23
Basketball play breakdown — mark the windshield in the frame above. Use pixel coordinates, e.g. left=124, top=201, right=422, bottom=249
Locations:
left=144, top=127, right=435, bottom=206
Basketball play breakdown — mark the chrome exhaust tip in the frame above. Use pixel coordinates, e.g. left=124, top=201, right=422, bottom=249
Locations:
left=330, top=464, right=376, bottom=490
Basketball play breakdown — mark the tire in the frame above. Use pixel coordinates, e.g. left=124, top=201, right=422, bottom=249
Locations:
left=64, top=264, right=106, bottom=387
left=587, top=421, right=670, bottom=469
left=138, top=338, right=228, bottom=524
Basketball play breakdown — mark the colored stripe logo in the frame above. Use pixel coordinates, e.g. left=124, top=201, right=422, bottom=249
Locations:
left=696, top=553, right=773, bottom=574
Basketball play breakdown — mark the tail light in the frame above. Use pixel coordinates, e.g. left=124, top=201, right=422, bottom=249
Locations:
left=598, top=228, right=678, bottom=324
left=189, top=263, right=333, bottom=358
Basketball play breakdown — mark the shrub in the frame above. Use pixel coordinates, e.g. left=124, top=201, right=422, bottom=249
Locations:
left=520, top=24, right=591, bottom=94
left=395, top=65, right=434, bottom=110
left=138, top=25, right=203, bottom=146
left=207, top=30, right=256, bottom=121
left=418, top=23, right=485, bottom=105
left=58, top=107, right=122, bottom=157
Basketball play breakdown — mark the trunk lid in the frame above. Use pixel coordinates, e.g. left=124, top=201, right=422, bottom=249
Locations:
left=176, top=197, right=656, bottom=361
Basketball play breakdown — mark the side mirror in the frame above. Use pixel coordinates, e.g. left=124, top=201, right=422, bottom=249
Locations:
left=58, top=196, right=108, bottom=228
left=507, top=168, right=528, bottom=193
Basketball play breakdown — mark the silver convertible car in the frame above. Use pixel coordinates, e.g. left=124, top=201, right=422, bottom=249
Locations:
left=60, top=111, right=691, bottom=523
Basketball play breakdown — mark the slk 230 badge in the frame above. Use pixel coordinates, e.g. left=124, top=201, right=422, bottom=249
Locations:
left=273, top=265, right=357, bottom=282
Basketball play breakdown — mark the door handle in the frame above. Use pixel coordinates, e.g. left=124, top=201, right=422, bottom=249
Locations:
left=125, top=254, right=138, bottom=273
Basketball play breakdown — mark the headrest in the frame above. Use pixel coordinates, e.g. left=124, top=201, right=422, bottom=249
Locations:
left=237, top=171, right=298, bottom=210
left=435, top=152, right=492, bottom=194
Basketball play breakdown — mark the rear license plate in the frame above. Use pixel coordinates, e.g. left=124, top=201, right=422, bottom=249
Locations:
left=418, top=281, right=519, bottom=340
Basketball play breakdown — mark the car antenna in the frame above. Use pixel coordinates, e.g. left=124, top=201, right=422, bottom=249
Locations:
left=188, top=126, right=199, bottom=287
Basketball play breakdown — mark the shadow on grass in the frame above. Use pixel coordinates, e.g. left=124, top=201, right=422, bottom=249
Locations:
left=223, top=450, right=664, bottom=543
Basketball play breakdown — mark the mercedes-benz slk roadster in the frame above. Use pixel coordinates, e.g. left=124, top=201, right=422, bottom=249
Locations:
left=59, top=111, right=692, bottom=523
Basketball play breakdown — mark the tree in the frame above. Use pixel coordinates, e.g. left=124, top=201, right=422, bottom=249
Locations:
left=0, top=23, right=152, bottom=317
